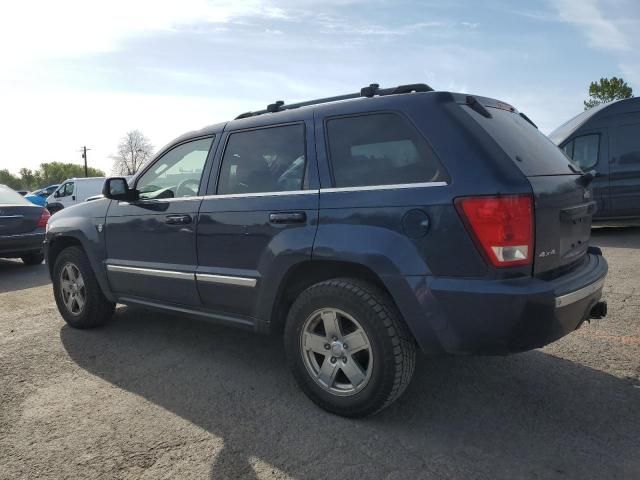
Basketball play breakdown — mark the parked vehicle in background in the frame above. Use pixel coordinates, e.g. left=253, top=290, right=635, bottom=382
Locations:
left=0, top=184, right=50, bottom=265
left=25, top=184, right=60, bottom=206
left=550, top=97, right=640, bottom=221
left=45, top=177, right=106, bottom=214
left=45, top=83, right=608, bottom=417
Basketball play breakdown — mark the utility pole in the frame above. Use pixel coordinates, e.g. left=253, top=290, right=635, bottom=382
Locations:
left=80, top=146, right=91, bottom=177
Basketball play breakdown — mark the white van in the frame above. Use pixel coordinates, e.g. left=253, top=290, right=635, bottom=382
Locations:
left=46, top=177, right=106, bottom=214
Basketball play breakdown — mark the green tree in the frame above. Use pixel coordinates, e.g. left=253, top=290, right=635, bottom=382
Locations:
left=18, top=168, right=41, bottom=190
left=0, top=169, right=23, bottom=190
left=584, top=76, right=633, bottom=110
left=1, top=163, right=106, bottom=192
left=37, top=162, right=105, bottom=186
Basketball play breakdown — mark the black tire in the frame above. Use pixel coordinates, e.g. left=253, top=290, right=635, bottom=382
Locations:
left=285, top=278, right=416, bottom=417
left=52, top=246, right=115, bottom=329
left=21, top=252, right=44, bottom=265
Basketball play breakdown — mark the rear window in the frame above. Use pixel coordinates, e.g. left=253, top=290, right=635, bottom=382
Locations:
left=326, top=112, right=449, bottom=188
left=464, top=106, right=575, bottom=176
left=0, top=185, right=30, bottom=205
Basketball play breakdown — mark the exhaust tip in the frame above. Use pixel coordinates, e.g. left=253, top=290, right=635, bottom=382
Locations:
left=590, top=300, right=607, bottom=319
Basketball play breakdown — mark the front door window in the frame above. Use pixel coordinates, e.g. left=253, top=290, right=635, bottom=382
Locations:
left=136, top=138, right=213, bottom=200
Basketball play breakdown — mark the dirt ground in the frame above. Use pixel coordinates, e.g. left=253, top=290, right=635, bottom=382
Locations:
left=1, top=227, right=639, bottom=480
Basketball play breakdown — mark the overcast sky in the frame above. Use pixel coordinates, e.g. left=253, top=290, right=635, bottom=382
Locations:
left=1, top=0, right=638, bottom=175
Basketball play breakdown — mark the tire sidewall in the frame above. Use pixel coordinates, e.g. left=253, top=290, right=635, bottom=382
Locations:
left=52, top=247, right=98, bottom=328
left=285, top=282, right=398, bottom=416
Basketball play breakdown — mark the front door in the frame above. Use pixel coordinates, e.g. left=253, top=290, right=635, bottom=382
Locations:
left=196, top=119, right=319, bottom=320
left=561, top=130, right=610, bottom=217
left=105, top=136, right=214, bottom=306
left=56, top=181, right=76, bottom=209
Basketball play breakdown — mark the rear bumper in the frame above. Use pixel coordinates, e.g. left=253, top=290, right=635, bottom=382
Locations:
left=383, top=251, right=608, bottom=355
left=0, top=231, right=45, bottom=258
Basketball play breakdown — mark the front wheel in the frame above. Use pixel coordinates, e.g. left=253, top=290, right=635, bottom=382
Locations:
left=285, top=278, right=416, bottom=417
left=52, top=246, right=115, bottom=328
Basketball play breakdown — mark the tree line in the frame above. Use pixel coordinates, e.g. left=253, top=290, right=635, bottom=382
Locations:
left=0, top=163, right=106, bottom=191
left=0, top=130, right=153, bottom=192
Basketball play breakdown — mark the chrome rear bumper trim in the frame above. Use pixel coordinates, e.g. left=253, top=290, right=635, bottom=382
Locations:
left=555, top=277, right=605, bottom=308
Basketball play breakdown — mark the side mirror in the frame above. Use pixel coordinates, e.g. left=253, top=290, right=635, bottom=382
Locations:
left=54, top=190, right=60, bottom=198
left=103, top=177, right=138, bottom=201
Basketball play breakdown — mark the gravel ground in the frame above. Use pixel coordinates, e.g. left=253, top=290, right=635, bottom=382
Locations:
left=1, top=227, right=639, bottom=480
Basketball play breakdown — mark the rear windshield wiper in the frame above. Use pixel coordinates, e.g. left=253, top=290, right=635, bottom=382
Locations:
left=519, top=112, right=538, bottom=129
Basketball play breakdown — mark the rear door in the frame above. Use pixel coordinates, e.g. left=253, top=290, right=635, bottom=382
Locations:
left=463, top=103, right=594, bottom=276
left=196, top=118, right=318, bottom=319
left=610, top=115, right=640, bottom=218
left=105, top=137, right=214, bottom=306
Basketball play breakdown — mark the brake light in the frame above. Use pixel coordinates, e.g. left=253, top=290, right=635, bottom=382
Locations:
left=37, top=208, right=51, bottom=229
left=456, top=195, right=533, bottom=267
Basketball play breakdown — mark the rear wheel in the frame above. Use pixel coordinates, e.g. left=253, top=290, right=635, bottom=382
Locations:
left=21, top=253, right=44, bottom=265
left=52, top=246, right=114, bottom=328
left=285, top=278, right=416, bottom=417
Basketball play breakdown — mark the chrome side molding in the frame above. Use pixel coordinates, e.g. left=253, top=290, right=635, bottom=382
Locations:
left=196, top=273, right=257, bottom=288
left=106, top=264, right=257, bottom=288
left=320, top=181, right=447, bottom=193
left=106, top=264, right=194, bottom=280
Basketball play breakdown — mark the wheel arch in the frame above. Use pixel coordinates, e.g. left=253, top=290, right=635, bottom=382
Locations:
left=266, top=260, right=399, bottom=335
left=47, top=233, right=116, bottom=302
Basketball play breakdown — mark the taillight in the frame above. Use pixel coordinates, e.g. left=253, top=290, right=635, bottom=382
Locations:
left=456, top=195, right=533, bottom=267
left=37, top=208, right=51, bottom=229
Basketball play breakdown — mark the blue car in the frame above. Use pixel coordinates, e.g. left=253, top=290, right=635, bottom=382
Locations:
left=44, top=83, right=608, bottom=417
left=25, top=184, right=59, bottom=207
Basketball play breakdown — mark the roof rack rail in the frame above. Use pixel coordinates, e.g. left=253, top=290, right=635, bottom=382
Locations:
left=235, top=82, right=434, bottom=119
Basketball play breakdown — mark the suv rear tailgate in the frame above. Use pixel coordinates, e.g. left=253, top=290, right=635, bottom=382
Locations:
left=460, top=97, right=595, bottom=276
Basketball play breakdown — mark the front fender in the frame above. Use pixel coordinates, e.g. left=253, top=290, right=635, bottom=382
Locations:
left=45, top=200, right=114, bottom=301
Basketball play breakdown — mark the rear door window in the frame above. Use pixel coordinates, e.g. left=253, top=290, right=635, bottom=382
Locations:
left=464, top=106, right=575, bottom=176
left=325, top=112, right=448, bottom=188
left=217, top=124, right=306, bottom=195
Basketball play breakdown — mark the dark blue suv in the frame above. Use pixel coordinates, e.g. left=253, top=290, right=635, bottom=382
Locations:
left=45, top=84, right=608, bottom=417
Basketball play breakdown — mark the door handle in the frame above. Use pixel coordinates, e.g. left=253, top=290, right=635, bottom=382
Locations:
left=165, top=214, right=192, bottom=225
left=72, top=195, right=76, bottom=201
left=269, top=212, right=306, bottom=224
